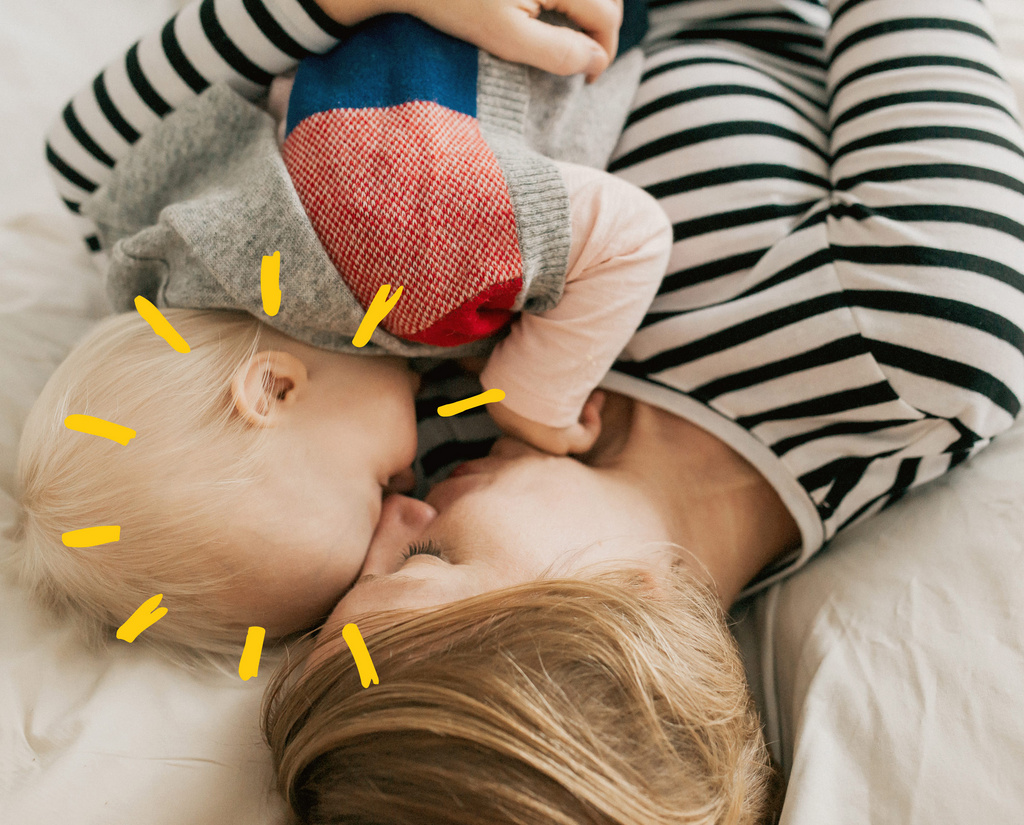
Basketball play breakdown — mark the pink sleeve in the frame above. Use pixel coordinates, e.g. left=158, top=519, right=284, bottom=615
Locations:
left=268, top=73, right=295, bottom=146
left=480, top=160, right=672, bottom=428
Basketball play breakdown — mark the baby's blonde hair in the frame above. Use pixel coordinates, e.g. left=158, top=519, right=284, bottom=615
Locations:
left=12, top=309, right=270, bottom=662
left=265, top=570, right=775, bottom=824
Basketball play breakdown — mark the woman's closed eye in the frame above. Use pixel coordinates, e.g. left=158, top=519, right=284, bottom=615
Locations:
left=401, top=539, right=450, bottom=563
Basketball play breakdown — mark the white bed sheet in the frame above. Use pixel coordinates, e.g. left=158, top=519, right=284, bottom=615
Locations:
left=1, top=1, right=1023, bottom=823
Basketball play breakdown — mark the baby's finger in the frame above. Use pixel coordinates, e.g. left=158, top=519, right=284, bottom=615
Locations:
left=500, top=15, right=610, bottom=78
left=569, top=390, right=605, bottom=454
left=544, top=0, right=622, bottom=65
left=581, top=389, right=606, bottom=422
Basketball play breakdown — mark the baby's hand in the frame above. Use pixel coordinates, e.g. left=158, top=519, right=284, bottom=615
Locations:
left=318, top=0, right=623, bottom=82
left=488, top=390, right=605, bottom=456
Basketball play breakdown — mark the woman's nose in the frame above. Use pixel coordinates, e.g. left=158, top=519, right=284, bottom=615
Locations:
left=362, top=494, right=437, bottom=575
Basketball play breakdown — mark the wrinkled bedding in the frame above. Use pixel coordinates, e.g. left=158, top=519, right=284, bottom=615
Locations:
left=2, top=1, right=1023, bottom=822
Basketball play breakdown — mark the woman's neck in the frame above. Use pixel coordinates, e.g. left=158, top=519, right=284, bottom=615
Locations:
left=586, top=393, right=800, bottom=606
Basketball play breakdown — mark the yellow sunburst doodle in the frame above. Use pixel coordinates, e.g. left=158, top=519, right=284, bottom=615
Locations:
left=238, top=626, right=267, bottom=681
left=116, top=594, right=168, bottom=643
left=107, top=267, right=407, bottom=679
left=352, top=284, right=403, bottom=347
left=261, top=251, right=282, bottom=316
left=62, top=525, right=120, bottom=547
left=437, top=388, right=506, bottom=417
left=342, top=622, right=379, bottom=688
left=134, top=295, right=190, bottom=353
left=64, top=414, right=137, bottom=446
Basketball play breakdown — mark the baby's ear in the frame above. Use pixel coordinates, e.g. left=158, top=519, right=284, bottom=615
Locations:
left=231, top=350, right=308, bottom=427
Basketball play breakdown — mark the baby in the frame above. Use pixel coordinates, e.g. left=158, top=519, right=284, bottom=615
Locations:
left=270, top=10, right=667, bottom=453
left=15, top=0, right=670, bottom=661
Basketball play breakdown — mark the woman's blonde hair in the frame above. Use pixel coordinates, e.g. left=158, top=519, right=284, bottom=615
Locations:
left=12, top=308, right=270, bottom=662
left=264, top=570, right=774, bottom=824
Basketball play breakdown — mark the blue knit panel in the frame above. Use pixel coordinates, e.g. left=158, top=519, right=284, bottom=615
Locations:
left=285, top=14, right=478, bottom=137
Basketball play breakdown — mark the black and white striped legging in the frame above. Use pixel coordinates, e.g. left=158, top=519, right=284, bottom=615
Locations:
left=595, top=0, right=1024, bottom=586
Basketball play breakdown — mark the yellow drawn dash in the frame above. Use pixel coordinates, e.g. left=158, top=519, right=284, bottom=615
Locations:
left=352, top=284, right=403, bottom=347
left=64, top=414, right=137, bottom=446
left=437, top=388, right=506, bottom=417
left=238, top=626, right=267, bottom=681
left=117, top=594, right=168, bottom=643
left=261, top=251, right=281, bottom=317
left=134, top=296, right=190, bottom=353
left=342, top=622, right=379, bottom=688
left=62, top=525, right=120, bottom=548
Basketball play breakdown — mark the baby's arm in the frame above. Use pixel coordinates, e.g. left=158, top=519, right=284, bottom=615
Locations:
left=46, top=0, right=349, bottom=249
left=47, top=0, right=622, bottom=253
left=481, top=161, right=672, bottom=455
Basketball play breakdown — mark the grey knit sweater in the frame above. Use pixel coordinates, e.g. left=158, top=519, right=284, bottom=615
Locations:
left=83, top=46, right=643, bottom=358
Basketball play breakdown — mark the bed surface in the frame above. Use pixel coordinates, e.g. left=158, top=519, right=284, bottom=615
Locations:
left=2, top=1, right=1023, bottom=823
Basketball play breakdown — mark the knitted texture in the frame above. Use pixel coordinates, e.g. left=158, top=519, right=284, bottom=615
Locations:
left=82, top=13, right=644, bottom=359
left=282, top=14, right=538, bottom=347
left=283, top=102, right=523, bottom=344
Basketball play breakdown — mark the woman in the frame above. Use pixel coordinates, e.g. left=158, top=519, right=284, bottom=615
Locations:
left=264, top=0, right=1024, bottom=821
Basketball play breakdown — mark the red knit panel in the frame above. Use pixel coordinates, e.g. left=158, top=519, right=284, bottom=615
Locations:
left=406, top=277, right=522, bottom=346
left=282, top=101, right=522, bottom=341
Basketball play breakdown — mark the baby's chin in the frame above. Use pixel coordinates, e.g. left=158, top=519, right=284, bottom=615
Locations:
left=385, top=466, right=417, bottom=493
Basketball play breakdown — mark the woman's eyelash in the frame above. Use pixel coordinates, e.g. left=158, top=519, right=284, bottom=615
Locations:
left=401, top=540, right=445, bottom=562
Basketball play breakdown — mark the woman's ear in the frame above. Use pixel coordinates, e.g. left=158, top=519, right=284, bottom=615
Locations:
left=231, top=350, right=309, bottom=427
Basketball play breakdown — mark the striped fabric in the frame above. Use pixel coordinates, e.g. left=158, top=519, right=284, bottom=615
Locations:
left=601, top=0, right=1024, bottom=587
left=413, top=0, right=1024, bottom=593
left=44, top=0, right=346, bottom=253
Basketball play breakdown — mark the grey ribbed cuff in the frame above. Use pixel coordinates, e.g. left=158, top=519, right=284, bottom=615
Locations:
left=477, top=52, right=571, bottom=313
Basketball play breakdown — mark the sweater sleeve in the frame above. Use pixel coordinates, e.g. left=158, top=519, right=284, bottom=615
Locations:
left=479, top=161, right=673, bottom=428
left=44, top=0, right=347, bottom=253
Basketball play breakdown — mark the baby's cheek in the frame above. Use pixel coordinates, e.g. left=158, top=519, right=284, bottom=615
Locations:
left=394, top=393, right=421, bottom=466
left=374, top=364, right=419, bottom=437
